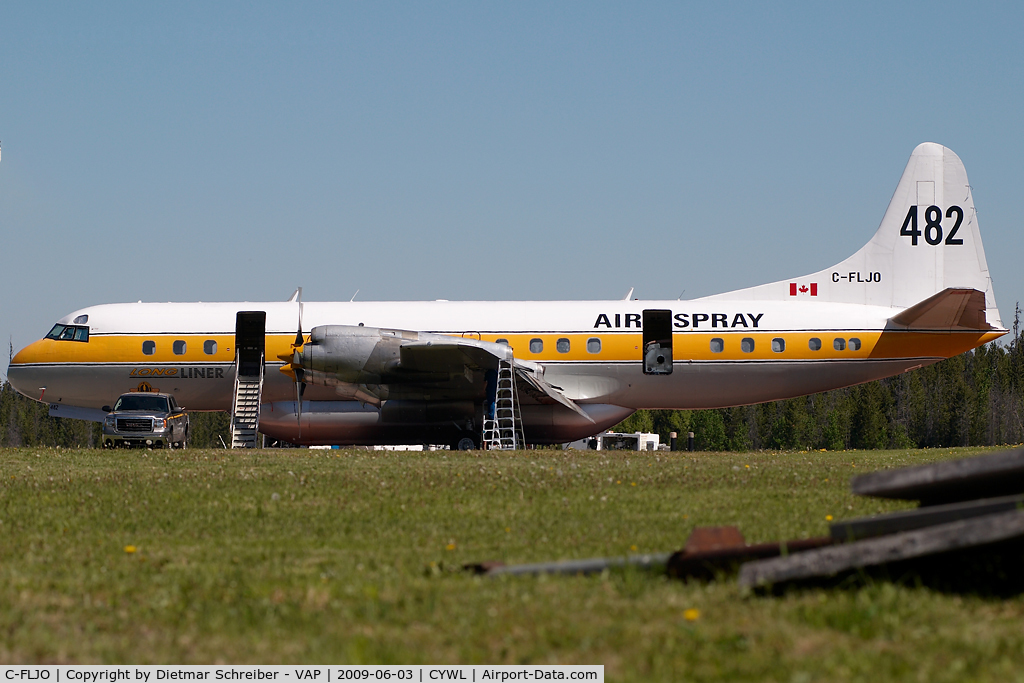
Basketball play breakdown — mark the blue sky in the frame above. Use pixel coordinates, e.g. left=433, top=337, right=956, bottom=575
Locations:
left=3, top=2, right=1024, bottom=368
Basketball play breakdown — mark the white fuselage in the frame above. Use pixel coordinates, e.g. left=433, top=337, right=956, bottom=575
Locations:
left=8, top=298, right=1002, bottom=445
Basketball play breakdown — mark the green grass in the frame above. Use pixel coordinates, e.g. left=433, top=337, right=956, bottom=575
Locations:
left=2, top=445, right=1024, bottom=680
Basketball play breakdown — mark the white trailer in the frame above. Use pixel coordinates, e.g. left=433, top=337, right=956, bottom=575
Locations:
left=566, top=431, right=661, bottom=452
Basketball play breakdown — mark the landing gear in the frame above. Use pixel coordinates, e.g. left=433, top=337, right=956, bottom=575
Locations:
left=452, top=435, right=479, bottom=451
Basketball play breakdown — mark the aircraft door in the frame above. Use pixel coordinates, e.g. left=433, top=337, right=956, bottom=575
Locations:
left=235, top=311, right=266, bottom=378
left=642, top=309, right=673, bottom=375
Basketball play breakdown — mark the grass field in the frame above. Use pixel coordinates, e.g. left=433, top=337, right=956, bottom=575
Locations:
left=2, top=445, right=1024, bottom=680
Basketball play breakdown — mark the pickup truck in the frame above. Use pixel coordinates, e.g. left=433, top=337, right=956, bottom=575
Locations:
left=101, top=392, right=189, bottom=449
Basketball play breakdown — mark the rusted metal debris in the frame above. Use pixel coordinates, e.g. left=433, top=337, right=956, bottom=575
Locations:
left=667, top=531, right=835, bottom=581
left=683, top=525, right=746, bottom=553
left=468, top=448, right=1024, bottom=590
left=469, top=526, right=836, bottom=580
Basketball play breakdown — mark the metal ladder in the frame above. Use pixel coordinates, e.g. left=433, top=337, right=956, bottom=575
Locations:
left=482, top=358, right=525, bottom=450
left=230, top=353, right=263, bottom=448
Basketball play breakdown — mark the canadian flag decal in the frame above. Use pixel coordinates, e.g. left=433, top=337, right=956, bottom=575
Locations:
left=789, top=282, right=818, bottom=296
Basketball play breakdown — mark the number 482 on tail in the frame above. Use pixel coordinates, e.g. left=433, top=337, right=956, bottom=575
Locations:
left=900, top=205, right=964, bottom=246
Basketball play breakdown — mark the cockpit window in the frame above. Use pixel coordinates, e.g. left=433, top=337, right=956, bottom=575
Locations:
left=113, top=395, right=170, bottom=412
left=47, top=324, right=89, bottom=342
left=73, top=315, right=89, bottom=324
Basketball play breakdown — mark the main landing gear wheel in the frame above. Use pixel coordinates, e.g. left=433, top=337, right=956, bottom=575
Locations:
left=452, top=436, right=478, bottom=451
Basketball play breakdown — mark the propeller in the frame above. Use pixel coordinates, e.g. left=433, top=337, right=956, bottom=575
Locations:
left=278, top=287, right=307, bottom=437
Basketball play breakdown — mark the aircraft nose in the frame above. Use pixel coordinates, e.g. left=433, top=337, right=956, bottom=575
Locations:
left=7, top=339, right=48, bottom=399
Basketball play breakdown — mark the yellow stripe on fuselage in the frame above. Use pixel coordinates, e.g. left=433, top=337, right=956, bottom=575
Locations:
left=482, top=330, right=1003, bottom=362
left=11, top=329, right=1003, bottom=367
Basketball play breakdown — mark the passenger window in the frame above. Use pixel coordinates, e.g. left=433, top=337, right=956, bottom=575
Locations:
left=529, top=338, right=543, bottom=353
left=710, top=338, right=724, bottom=353
left=809, top=338, right=822, bottom=351
left=556, top=338, right=570, bottom=353
left=204, top=340, right=217, bottom=355
left=143, top=341, right=156, bottom=355
left=741, top=338, right=755, bottom=353
left=772, top=338, right=785, bottom=353
left=849, top=338, right=862, bottom=351
left=587, top=338, right=602, bottom=354
left=834, top=338, right=846, bottom=351
left=173, top=340, right=187, bottom=355
left=495, top=338, right=509, bottom=346
left=73, top=327, right=89, bottom=342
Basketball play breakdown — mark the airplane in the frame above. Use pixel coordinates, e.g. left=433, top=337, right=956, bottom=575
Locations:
left=7, top=142, right=1006, bottom=449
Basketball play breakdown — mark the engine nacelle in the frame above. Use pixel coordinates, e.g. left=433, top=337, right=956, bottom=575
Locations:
left=292, top=325, right=518, bottom=406
left=301, top=325, right=415, bottom=384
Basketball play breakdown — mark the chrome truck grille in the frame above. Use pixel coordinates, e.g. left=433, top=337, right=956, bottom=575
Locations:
left=117, top=418, right=152, bottom=432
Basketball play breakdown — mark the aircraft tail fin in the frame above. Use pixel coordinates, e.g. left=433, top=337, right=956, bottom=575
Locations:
left=703, top=143, right=1003, bottom=329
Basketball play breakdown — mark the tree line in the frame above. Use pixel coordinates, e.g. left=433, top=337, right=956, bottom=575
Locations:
left=0, top=384, right=231, bottom=448
left=4, top=313, right=1024, bottom=450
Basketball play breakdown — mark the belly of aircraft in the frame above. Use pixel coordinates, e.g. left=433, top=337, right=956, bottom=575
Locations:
left=541, top=357, right=941, bottom=410
left=10, top=356, right=939, bottom=415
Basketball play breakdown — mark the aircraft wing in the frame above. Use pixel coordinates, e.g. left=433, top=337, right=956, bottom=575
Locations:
left=294, top=325, right=595, bottom=417
left=888, top=288, right=995, bottom=331
left=399, top=339, right=510, bottom=375
left=513, top=364, right=596, bottom=423
left=398, top=336, right=594, bottom=421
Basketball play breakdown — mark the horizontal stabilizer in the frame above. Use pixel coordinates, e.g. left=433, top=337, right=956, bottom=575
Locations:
left=888, top=288, right=993, bottom=331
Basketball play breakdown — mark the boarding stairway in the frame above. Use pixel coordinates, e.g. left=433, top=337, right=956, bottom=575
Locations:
left=230, top=353, right=263, bottom=448
left=482, top=358, right=525, bottom=450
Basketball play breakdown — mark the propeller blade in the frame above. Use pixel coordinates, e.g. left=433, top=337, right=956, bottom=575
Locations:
left=290, top=291, right=306, bottom=440
left=294, top=367, right=306, bottom=437
left=295, top=381, right=302, bottom=438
